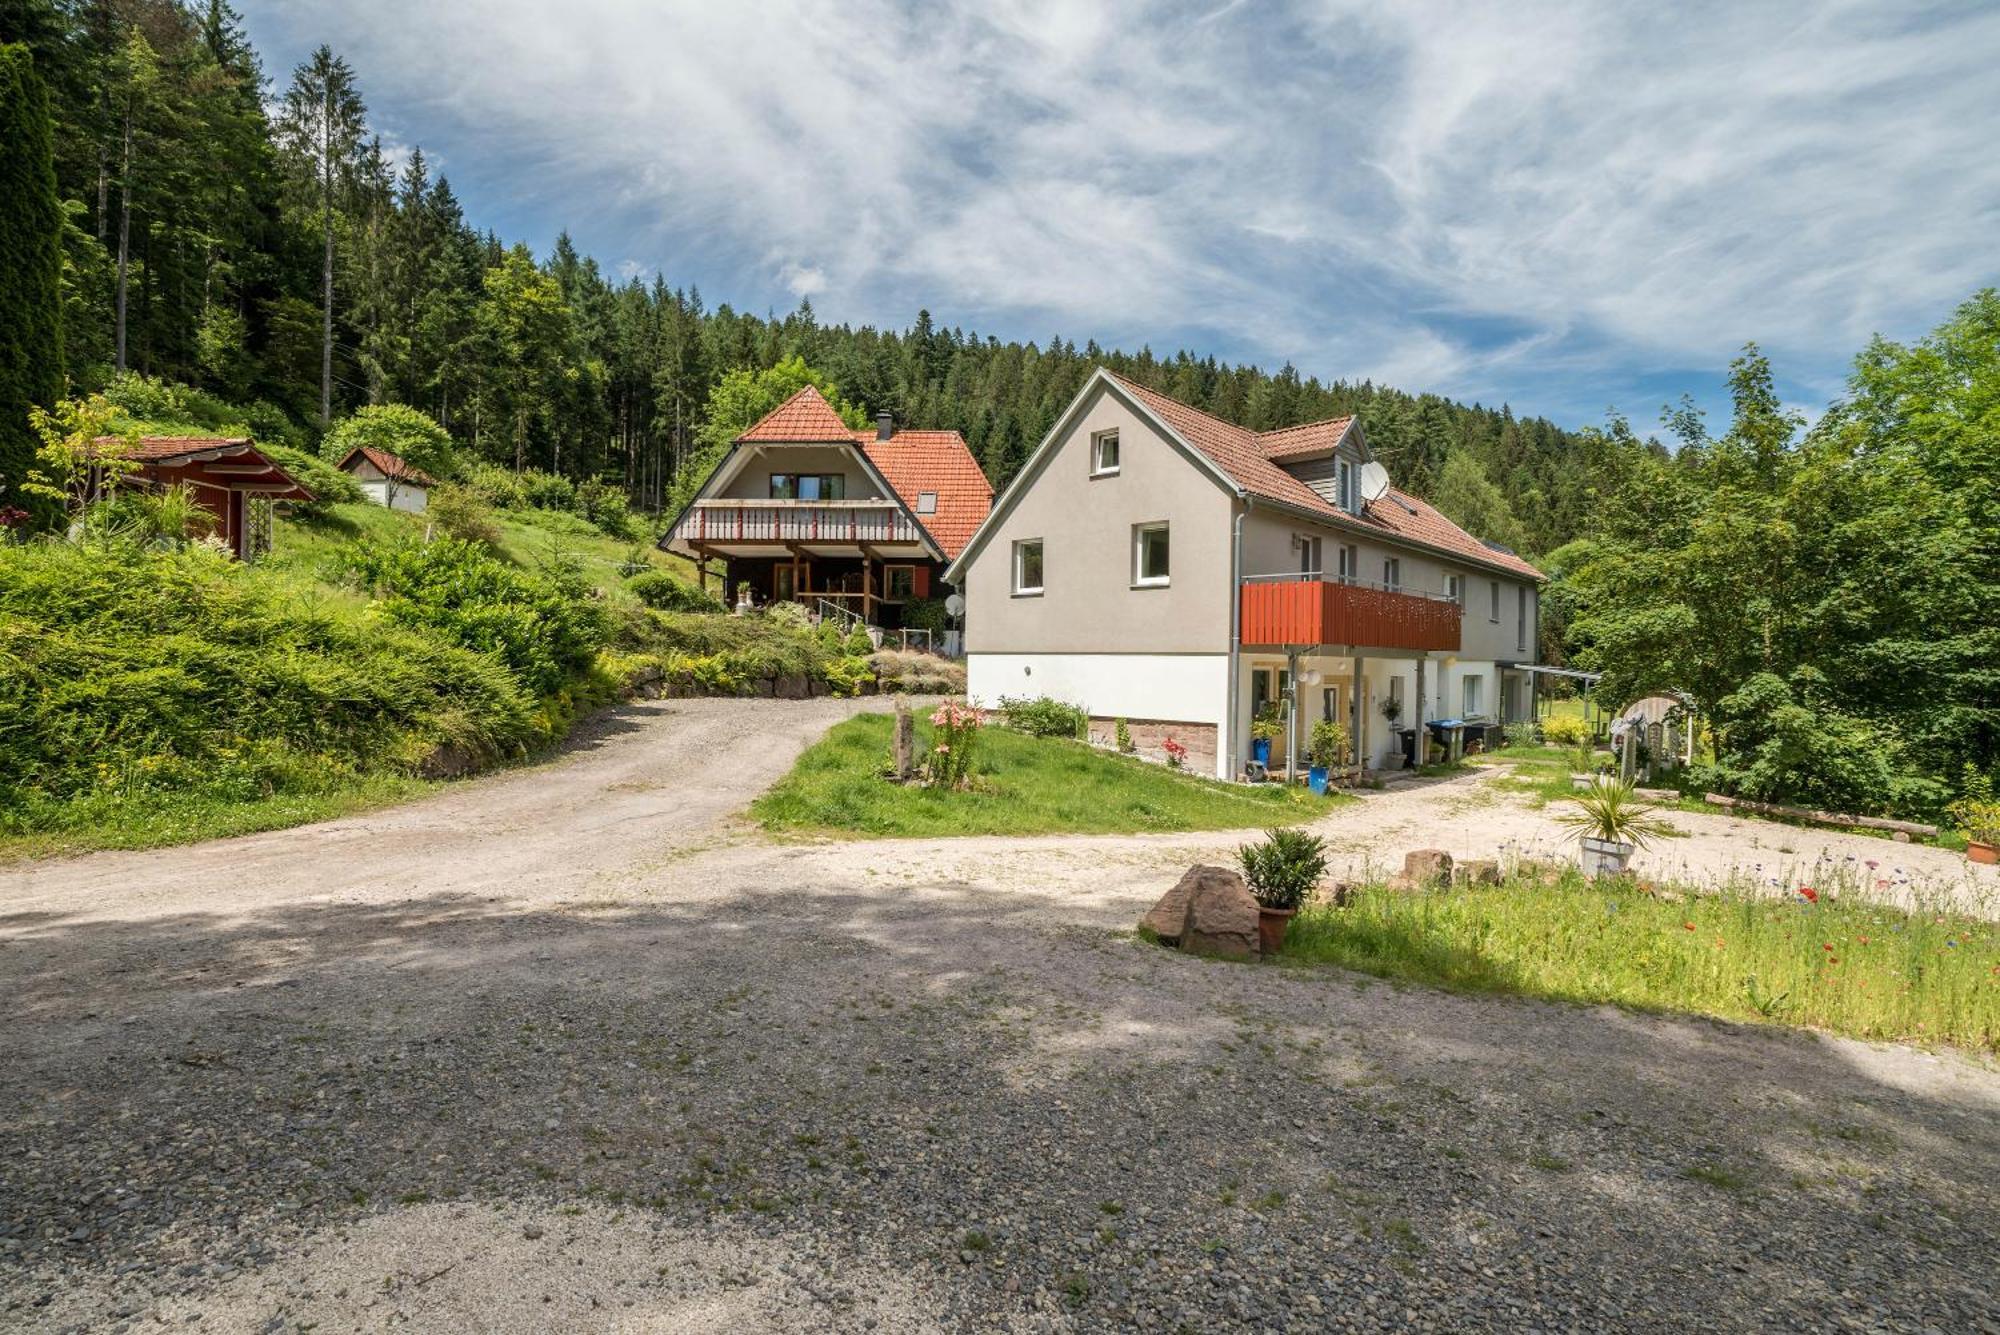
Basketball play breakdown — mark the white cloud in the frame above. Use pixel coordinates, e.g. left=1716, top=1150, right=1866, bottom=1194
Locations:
left=254, top=0, right=2000, bottom=416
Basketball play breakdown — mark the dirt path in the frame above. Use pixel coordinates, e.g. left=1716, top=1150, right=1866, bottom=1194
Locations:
left=3, top=700, right=1997, bottom=1332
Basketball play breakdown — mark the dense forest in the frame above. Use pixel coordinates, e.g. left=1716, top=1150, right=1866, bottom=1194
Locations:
left=1, top=1, right=1993, bottom=820
left=0, top=0, right=1613, bottom=556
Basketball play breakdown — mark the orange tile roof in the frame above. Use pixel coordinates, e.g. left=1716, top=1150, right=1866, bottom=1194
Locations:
left=1256, top=415, right=1355, bottom=461
left=338, top=445, right=437, bottom=487
left=858, top=429, right=992, bottom=559
left=736, top=384, right=856, bottom=442
left=1101, top=371, right=1542, bottom=580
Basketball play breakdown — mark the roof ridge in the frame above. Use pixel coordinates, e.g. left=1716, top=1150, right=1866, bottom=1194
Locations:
left=1101, top=369, right=1257, bottom=445
left=736, top=383, right=853, bottom=443
left=1255, top=414, right=1354, bottom=440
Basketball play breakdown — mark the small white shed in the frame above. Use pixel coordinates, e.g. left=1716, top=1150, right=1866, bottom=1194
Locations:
left=337, top=446, right=436, bottom=515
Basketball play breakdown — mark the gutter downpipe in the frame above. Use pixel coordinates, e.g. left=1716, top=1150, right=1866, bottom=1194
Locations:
left=1227, top=497, right=1250, bottom=781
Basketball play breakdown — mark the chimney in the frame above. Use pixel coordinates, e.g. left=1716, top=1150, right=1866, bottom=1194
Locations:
left=875, top=410, right=895, bottom=441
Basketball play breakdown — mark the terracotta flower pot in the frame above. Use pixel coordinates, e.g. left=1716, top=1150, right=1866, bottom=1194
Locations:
left=1969, top=839, right=1999, bottom=866
left=1257, top=906, right=1296, bottom=955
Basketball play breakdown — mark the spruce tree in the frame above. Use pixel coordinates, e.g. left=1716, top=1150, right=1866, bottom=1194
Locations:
left=0, top=43, right=63, bottom=526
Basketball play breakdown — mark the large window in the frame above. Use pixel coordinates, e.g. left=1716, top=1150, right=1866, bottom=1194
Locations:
left=769, top=472, right=846, bottom=501
left=885, top=565, right=916, bottom=600
left=1133, top=522, right=1170, bottom=587
left=1092, top=430, right=1120, bottom=476
left=1012, top=539, right=1044, bottom=595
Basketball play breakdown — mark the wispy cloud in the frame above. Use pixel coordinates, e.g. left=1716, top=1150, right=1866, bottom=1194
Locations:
left=250, top=0, right=2000, bottom=422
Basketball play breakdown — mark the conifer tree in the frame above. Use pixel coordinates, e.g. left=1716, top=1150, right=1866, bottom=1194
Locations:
left=0, top=42, right=63, bottom=525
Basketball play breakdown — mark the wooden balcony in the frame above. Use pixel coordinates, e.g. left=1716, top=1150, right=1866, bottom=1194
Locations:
left=673, top=499, right=922, bottom=548
left=1240, top=577, right=1461, bottom=653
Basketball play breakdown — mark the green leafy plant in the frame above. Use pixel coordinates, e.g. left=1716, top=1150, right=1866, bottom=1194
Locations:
left=424, top=483, right=501, bottom=546
left=1237, top=827, right=1328, bottom=911
left=1541, top=714, right=1590, bottom=746
left=1114, top=717, right=1134, bottom=753
left=1251, top=706, right=1282, bottom=743
left=1505, top=722, right=1538, bottom=749
left=1555, top=777, right=1677, bottom=849
left=1951, top=798, right=2000, bottom=846
left=1307, top=719, right=1348, bottom=771
left=1379, top=695, right=1403, bottom=724
left=999, top=695, right=1087, bottom=739
left=843, top=623, right=874, bottom=656
left=921, top=700, right=985, bottom=789
left=1567, top=744, right=1597, bottom=774
left=626, top=569, right=723, bottom=613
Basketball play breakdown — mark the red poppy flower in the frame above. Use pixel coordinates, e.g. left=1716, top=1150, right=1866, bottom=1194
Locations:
left=1683, top=922, right=1696, bottom=932
left=1798, top=886, right=1819, bottom=904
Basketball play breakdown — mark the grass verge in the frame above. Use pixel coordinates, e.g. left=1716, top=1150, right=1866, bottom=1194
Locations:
left=1281, top=875, right=1997, bottom=1050
left=754, top=714, right=1337, bottom=837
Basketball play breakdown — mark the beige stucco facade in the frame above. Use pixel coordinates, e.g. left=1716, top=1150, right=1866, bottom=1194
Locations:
left=955, top=370, right=1543, bottom=778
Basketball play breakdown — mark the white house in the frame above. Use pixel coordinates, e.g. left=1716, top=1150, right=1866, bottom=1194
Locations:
left=337, top=446, right=436, bottom=515
left=943, top=368, right=1546, bottom=780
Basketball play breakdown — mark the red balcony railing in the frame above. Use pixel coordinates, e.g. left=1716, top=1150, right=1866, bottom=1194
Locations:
left=1240, top=577, right=1461, bottom=653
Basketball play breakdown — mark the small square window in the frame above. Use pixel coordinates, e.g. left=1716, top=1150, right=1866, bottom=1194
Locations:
left=886, top=566, right=916, bottom=600
left=1133, top=522, right=1170, bottom=587
left=916, top=491, right=937, bottom=514
left=1013, top=539, right=1044, bottom=595
left=1092, top=430, right=1120, bottom=476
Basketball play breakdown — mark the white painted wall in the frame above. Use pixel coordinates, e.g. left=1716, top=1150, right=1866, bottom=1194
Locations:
left=967, top=651, right=1233, bottom=777
left=357, top=477, right=428, bottom=515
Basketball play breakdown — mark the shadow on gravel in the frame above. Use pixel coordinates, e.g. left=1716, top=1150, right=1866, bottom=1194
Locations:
left=2, top=882, right=1996, bottom=1330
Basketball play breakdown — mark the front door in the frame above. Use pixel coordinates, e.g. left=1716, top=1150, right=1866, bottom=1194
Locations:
left=775, top=564, right=798, bottom=603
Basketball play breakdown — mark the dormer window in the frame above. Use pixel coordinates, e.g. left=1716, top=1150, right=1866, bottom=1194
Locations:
left=916, top=491, right=937, bottom=514
left=1092, top=430, right=1120, bottom=476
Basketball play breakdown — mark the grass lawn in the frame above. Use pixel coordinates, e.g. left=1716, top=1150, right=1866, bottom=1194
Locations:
left=753, top=714, right=1338, bottom=837
left=0, top=773, right=435, bottom=864
left=1281, top=876, right=1998, bottom=1050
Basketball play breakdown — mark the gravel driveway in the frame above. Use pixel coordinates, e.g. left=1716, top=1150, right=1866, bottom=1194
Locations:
left=3, top=697, right=1997, bottom=1333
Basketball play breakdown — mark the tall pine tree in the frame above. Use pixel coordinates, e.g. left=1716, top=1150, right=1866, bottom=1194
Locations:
left=0, top=42, right=63, bottom=525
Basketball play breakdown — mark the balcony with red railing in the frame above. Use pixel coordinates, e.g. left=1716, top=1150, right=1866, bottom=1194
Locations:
left=672, top=499, right=922, bottom=548
left=1240, top=575, right=1461, bottom=653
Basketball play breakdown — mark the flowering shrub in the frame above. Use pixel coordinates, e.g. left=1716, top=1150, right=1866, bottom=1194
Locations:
left=1163, top=736, right=1188, bottom=769
left=922, top=699, right=984, bottom=789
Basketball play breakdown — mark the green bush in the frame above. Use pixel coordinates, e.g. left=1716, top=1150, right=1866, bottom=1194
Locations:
left=425, top=484, right=502, bottom=546
left=574, top=478, right=636, bottom=539
left=1540, top=714, right=1590, bottom=746
left=322, top=404, right=456, bottom=479
left=901, top=597, right=948, bottom=634
left=998, top=695, right=1087, bottom=739
left=259, top=442, right=363, bottom=514
left=843, top=623, right=874, bottom=656
left=1504, top=721, right=1538, bottom=749
left=1710, top=670, right=1944, bottom=816
left=342, top=539, right=608, bottom=698
left=1237, top=827, right=1328, bottom=911
left=626, top=569, right=723, bottom=613
left=0, top=541, right=535, bottom=834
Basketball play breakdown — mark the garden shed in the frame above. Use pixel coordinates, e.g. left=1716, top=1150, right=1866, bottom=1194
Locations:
left=93, top=435, right=312, bottom=560
left=337, top=446, right=435, bottom=514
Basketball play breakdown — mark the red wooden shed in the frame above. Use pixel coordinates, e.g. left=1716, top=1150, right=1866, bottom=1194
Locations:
left=92, top=436, right=313, bottom=560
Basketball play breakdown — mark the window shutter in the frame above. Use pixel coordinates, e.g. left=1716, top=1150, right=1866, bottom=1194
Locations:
left=914, top=567, right=930, bottom=599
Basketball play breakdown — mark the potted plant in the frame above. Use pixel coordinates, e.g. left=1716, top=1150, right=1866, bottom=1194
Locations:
left=1380, top=695, right=1403, bottom=725
left=1306, top=719, right=1348, bottom=795
left=1250, top=706, right=1281, bottom=767
left=1238, top=827, right=1328, bottom=953
left=1952, top=798, right=2000, bottom=865
left=1556, top=777, right=1676, bottom=876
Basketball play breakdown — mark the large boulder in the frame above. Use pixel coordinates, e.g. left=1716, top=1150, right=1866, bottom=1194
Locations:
left=1181, top=869, right=1261, bottom=961
left=1402, top=849, right=1454, bottom=887
left=1141, top=864, right=1262, bottom=960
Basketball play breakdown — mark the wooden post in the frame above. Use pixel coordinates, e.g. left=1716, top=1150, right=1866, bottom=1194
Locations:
left=893, top=698, right=915, bottom=781
left=1351, top=653, right=1365, bottom=773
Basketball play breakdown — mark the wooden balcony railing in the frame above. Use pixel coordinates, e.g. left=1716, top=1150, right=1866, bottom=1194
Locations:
left=1240, top=576, right=1461, bottom=653
left=675, top=499, right=921, bottom=547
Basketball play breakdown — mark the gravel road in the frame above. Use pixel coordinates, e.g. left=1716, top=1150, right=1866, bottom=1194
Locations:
left=3, top=696, right=1996, bottom=1333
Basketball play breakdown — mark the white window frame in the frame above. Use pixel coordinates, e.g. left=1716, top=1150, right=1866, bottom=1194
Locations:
left=1091, top=430, right=1121, bottom=477
left=1297, top=533, right=1322, bottom=578
left=1132, top=521, right=1170, bottom=588
left=1337, top=543, right=1359, bottom=583
left=1462, top=674, right=1482, bottom=717
left=1337, top=458, right=1357, bottom=513
left=1446, top=573, right=1464, bottom=604
left=1012, top=538, right=1044, bottom=596
left=1383, top=557, right=1400, bottom=591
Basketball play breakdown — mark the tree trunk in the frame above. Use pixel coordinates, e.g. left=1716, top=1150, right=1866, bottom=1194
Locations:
left=115, top=103, right=132, bottom=373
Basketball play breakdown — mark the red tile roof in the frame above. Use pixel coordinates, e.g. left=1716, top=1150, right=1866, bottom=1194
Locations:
left=736, top=385, right=856, bottom=443
left=858, top=429, right=992, bottom=559
left=1256, top=415, right=1355, bottom=461
left=1101, top=371, right=1542, bottom=580
left=90, top=436, right=314, bottom=502
left=338, top=445, right=437, bottom=488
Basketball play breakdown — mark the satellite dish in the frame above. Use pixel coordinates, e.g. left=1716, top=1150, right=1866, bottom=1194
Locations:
left=944, top=593, right=966, bottom=618
left=1358, top=461, right=1391, bottom=504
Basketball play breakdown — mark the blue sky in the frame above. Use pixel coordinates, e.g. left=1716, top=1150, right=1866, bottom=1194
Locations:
left=244, top=1, right=1999, bottom=434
